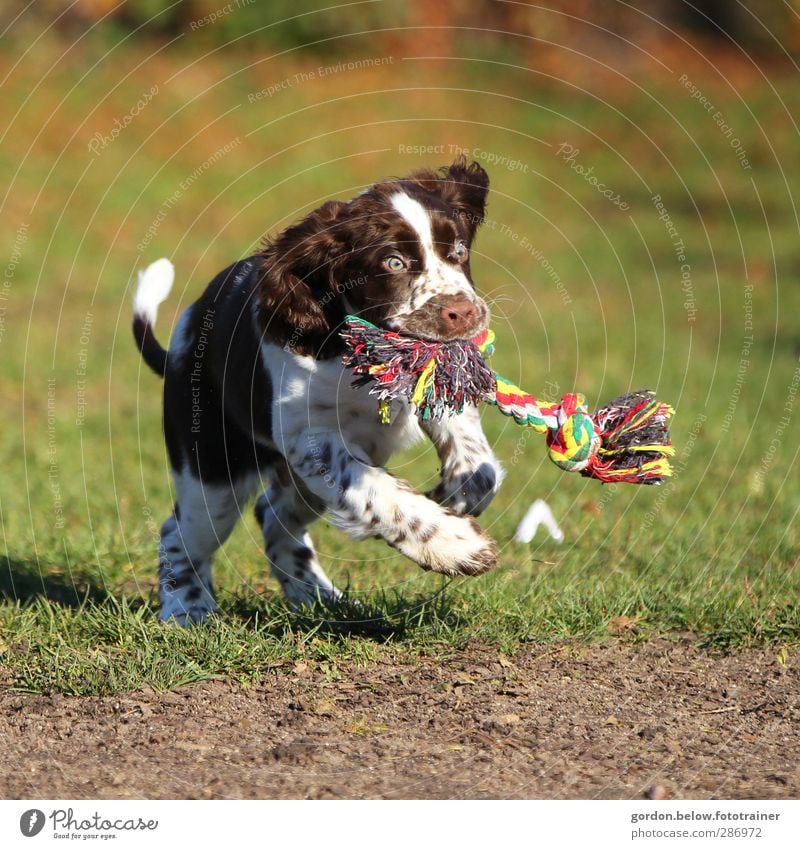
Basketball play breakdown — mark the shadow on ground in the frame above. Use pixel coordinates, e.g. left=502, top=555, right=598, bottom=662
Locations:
left=225, top=581, right=466, bottom=643
left=0, top=556, right=115, bottom=607
left=1, top=554, right=464, bottom=643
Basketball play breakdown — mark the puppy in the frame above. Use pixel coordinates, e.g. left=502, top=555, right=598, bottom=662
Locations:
left=133, top=156, right=503, bottom=624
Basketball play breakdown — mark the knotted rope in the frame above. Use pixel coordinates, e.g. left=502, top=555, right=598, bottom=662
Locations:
left=340, top=317, right=674, bottom=485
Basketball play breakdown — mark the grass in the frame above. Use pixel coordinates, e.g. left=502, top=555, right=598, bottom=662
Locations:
left=1, top=29, right=799, bottom=694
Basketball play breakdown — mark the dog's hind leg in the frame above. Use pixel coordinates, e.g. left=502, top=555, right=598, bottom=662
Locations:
left=255, top=480, right=341, bottom=607
left=159, top=471, right=258, bottom=625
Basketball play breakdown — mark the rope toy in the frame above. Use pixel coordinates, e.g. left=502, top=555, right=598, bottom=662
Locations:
left=340, top=316, right=674, bottom=485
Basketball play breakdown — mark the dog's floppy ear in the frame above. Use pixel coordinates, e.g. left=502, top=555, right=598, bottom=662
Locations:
left=439, top=155, right=490, bottom=234
left=256, top=200, right=348, bottom=355
left=407, top=155, right=490, bottom=238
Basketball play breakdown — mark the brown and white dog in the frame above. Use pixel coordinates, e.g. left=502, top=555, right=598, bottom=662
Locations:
left=133, top=156, right=503, bottom=624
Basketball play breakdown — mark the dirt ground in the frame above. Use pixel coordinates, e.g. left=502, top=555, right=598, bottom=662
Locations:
left=1, top=638, right=798, bottom=800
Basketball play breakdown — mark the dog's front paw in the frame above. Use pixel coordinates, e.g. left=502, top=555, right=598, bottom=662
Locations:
left=428, top=461, right=502, bottom=517
left=401, top=512, right=498, bottom=576
left=452, top=520, right=498, bottom=575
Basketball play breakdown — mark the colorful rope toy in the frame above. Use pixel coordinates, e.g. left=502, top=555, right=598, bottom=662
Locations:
left=340, top=316, right=674, bottom=485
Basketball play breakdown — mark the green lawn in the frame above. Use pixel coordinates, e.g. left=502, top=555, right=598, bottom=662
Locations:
left=1, top=34, right=798, bottom=694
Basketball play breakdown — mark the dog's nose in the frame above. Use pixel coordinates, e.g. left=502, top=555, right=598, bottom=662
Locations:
left=440, top=299, right=477, bottom=334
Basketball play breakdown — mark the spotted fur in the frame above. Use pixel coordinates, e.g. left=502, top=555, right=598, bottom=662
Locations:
left=132, top=157, right=503, bottom=624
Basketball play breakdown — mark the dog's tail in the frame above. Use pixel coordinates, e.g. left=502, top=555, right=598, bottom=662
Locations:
left=132, top=258, right=174, bottom=378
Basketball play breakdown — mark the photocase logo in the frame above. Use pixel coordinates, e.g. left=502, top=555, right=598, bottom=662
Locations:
left=16, top=807, right=159, bottom=838
left=19, top=809, right=45, bottom=837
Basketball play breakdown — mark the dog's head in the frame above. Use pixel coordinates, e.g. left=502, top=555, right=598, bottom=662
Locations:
left=257, top=156, right=491, bottom=356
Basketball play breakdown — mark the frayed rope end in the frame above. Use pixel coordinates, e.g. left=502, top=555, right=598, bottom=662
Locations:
left=341, top=317, right=675, bottom=485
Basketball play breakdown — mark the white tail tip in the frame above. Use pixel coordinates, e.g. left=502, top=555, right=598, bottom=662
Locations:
left=134, top=258, right=174, bottom=325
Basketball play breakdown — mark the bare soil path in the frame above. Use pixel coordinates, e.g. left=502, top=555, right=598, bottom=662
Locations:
left=1, top=639, right=797, bottom=799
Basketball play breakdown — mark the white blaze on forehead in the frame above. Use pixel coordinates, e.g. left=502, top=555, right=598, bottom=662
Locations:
left=390, top=191, right=472, bottom=310
left=391, top=191, right=439, bottom=264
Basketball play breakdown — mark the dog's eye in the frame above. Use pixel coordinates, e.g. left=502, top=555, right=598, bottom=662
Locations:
left=452, top=241, right=468, bottom=262
left=383, top=255, right=406, bottom=272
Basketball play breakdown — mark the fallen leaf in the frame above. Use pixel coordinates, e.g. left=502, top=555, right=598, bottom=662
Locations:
left=609, top=615, right=638, bottom=635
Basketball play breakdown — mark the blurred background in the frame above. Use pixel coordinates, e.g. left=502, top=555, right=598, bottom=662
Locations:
left=0, top=1, right=798, bottom=647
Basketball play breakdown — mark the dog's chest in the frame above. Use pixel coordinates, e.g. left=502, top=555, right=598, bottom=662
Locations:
left=262, top=344, right=423, bottom=465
